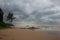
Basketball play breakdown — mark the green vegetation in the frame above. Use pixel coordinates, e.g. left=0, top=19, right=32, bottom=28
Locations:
left=0, top=8, right=4, bottom=23
left=0, top=8, right=15, bottom=29
left=0, top=22, right=7, bottom=29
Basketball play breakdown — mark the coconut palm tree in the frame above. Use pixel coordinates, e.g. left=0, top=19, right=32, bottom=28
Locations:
left=6, top=12, right=15, bottom=24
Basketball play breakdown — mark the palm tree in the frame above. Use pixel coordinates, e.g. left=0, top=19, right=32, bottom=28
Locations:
left=6, top=12, right=15, bottom=24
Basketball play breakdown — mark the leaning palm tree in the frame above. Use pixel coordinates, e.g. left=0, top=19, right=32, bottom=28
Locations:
left=6, top=12, right=15, bottom=24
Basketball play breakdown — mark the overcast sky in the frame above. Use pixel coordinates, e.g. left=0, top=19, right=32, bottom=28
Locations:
left=0, top=0, right=60, bottom=25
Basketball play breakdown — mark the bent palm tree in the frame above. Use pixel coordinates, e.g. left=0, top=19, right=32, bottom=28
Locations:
left=6, top=12, right=15, bottom=24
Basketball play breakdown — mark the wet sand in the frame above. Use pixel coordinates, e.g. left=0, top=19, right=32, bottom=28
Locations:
left=0, top=29, right=60, bottom=40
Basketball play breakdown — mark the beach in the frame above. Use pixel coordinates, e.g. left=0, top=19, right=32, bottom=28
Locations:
left=0, top=29, right=60, bottom=40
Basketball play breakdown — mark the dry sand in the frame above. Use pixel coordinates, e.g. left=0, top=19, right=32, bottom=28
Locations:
left=0, top=29, right=60, bottom=40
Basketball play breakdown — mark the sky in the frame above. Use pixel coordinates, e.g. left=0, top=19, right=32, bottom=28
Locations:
left=0, top=0, right=60, bottom=25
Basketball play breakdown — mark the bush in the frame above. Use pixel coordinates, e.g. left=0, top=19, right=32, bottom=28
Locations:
left=0, top=22, right=7, bottom=29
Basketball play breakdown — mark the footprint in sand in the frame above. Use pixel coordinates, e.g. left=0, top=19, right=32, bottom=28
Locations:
left=0, top=37, right=3, bottom=39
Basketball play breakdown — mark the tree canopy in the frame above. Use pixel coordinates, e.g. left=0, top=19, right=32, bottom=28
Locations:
left=0, top=8, right=4, bottom=23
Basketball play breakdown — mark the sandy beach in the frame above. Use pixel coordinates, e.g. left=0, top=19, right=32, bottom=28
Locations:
left=0, top=29, right=60, bottom=40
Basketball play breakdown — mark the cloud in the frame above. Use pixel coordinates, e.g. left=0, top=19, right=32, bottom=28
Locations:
left=0, top=0, right=60, bottom=25
left=51, top=0, right=60, bottom=6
